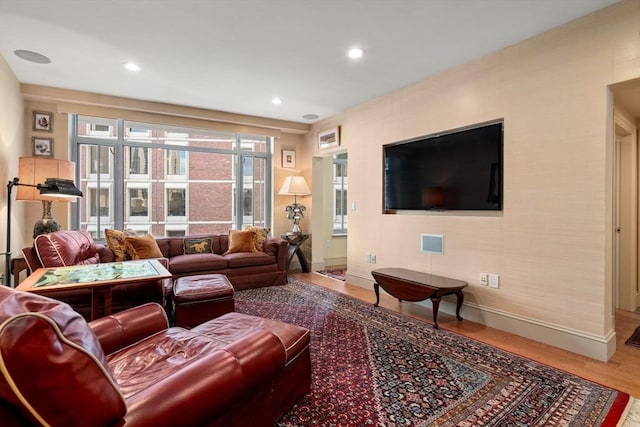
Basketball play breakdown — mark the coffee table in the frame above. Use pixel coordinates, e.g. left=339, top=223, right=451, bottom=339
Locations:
left=371, top=268, right=468, bottom=328
left=16, top=260, right=171, bottom=320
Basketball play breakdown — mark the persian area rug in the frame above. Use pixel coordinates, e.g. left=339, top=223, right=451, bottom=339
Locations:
left=235, top=278, right=631, bottom=427
left=315, top=267, right=346, bottom=281
left=625, top=325, right=640, bottom=348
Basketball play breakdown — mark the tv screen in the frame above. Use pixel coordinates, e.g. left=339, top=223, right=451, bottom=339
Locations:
left=383, top=120, right=503, bottom=212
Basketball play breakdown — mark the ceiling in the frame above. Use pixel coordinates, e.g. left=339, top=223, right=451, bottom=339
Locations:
left=0, top=0, right=622, bottom=124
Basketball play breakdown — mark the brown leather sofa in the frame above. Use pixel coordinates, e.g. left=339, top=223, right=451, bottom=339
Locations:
left=0, top=286, right=311, bottom=426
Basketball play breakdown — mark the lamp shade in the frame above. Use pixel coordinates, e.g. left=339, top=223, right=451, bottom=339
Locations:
left=16, top=157, right=79, bottom=203
left=278, top=176, right=311, bottom=196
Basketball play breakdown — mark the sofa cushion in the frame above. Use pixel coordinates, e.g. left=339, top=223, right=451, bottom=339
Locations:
left=33, top=230, right=99, bottom=267
left=183, top=237, right=213, bottom=254
left=224, top=251, right=277, bottom=268
left=224, top=230, right=257, bottom=255
left=169, top=253, right=228, bottom=274
left=242, top=226, right=271, bottom=251
left=0, top=287, right=126, bottom=426
left=105, top=228, right=136, bottom=261
left=125, top=234, right=163, bottom=259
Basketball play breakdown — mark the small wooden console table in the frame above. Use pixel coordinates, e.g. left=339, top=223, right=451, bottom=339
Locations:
left=371, top=268, right=468, bottom=329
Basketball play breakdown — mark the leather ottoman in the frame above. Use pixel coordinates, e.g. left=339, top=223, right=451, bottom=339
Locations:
left=173, top=274, right=235, bottom=328
left=191, top=312, right=312, bottom=423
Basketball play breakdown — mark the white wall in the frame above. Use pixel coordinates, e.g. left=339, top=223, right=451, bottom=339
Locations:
left=0, top=54, right=25, bottom=285
left=305, top=0, right=640, bottom=360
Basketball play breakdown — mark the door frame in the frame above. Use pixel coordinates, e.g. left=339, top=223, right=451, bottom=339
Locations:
left=613, top=108, right=639, bottom=312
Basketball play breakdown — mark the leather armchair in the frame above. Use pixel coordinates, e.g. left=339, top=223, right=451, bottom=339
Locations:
left=0, top=286, right=310, bottom=426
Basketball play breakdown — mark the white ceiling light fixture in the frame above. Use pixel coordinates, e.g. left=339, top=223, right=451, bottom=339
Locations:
left=123, top=62, right=141, bottom=72
left=347, top=47, right=365, bottom=59
left=272, top=97, right=283, bottom=105
left=302, top=114, right=319, bottom=120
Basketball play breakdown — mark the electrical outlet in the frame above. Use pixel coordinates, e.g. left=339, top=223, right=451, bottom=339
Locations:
left=489, top=274, right=500, bottom=289
left=326, top=240, right=332, bottom=248
left=480, top=273, right=488, bottom=286
left=371, top=253, right=376, bottom=264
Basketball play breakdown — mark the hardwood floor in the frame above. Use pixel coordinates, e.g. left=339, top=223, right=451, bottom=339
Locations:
left=294, top=271, right=640, bottom=397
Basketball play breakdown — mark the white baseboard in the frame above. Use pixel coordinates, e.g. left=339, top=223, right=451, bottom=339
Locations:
left=345, top=272, right=616, bottom=362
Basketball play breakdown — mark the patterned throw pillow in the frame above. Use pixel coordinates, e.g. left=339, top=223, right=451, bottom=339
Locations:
left=242, top=225, right=271, bottom=252
left=183, top=238, right=213, bottom=254
left=224, top=230, right=257, bottom=255
left=104, top=228, right=137, bottom=261
left=124, top=234, right=163, bottom=259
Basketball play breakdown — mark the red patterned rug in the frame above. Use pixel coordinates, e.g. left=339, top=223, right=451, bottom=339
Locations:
left=235, top=278, right=630, bottom=426
left=315, top=267, right=346, bottom=281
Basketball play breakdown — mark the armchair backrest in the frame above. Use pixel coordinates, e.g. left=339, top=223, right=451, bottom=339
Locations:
left=32, top=230, right=100, bottom=268
left=0, top=287, right=126, bottom=426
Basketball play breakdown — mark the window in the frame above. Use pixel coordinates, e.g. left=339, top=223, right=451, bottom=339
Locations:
left=333, top=153, right=348, bottom=234
left=73, top=116, right=272, bottom=238
left=128, top=146, right=149, bottom=176
left=167, top=187, right=186, bottom=217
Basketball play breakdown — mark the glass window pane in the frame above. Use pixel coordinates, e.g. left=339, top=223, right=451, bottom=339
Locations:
left=167, top=188, right=186, bottom=217
left=167, top=150, right=187, bottom=176
left=127, top=146, right=149, bottom=176
left=77, top=116, right=118, bottom=139
left=129, top=188, right=148, bottom=217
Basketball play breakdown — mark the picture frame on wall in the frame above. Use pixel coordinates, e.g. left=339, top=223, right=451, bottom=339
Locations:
left=32, top=137, right=54, bottom=157
left=32, top=111, right=53, bottom=132
left=282, top=149, right=296, bottom=169
left=318, top=127, right=340, bottom=150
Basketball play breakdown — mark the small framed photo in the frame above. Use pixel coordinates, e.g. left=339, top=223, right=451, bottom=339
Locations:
left=32, top=137, right=54, bottom=157
left=282, top=149, right=296, bottom=169
left=32, top=111, right=53, bottom=132
left=318, top=127, right=340, bottom=150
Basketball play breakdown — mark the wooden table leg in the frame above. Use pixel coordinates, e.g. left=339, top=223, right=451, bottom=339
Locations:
left=373, top=282, right=380, bottom=306
left=455, top=290, right=464, bottom=321
left=103, top=287, right=113, bottom=317
left=431, top=296, right=441, bottom=329
left=90, top=287, right=113, bottom=320
left=91, top=288, right=100, bottom=320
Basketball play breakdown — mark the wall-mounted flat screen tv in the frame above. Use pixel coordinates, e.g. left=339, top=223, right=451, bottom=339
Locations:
left=383, top=120, right=503, bottom=212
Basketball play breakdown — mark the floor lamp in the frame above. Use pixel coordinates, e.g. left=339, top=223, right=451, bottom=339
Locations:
left=3, top=158, right=82, bottom=287
left=279, top=176, right=311, bottom=234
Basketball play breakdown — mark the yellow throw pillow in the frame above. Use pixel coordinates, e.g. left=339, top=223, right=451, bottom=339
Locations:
left=124, top=234, right=163, bottom=260
left=224, top=230, right=257, bottom=255
left=105, top=228, right=137, bottom=261
left=242, top=225, right=271, bottom=251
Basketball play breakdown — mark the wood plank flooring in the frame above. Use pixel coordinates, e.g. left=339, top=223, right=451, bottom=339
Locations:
left=293, top=271, right=640, bottom=397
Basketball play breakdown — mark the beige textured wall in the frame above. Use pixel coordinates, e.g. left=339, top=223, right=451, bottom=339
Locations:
left=0, top=54, right=25, bottom=283
left=306, top=0, right=640, bottom=359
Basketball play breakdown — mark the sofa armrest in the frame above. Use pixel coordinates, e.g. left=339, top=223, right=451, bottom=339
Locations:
left=97, top=243, right=115, bottom=263
left=123, top=330, right=286, bottom=426
left=89, top=303, right=169, bottom=355
left=264, top=237, right=288, bottom=271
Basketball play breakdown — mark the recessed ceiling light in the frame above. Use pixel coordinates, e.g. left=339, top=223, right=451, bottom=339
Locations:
left=347, top=47, right=365, bottom=59
left=123, top=62, right=141, bottom=72
left=14, top=49, right=50, bottom=64
left=272, top=97, right=283, bottom=105
left=302, top=114, right=319, bottom=120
